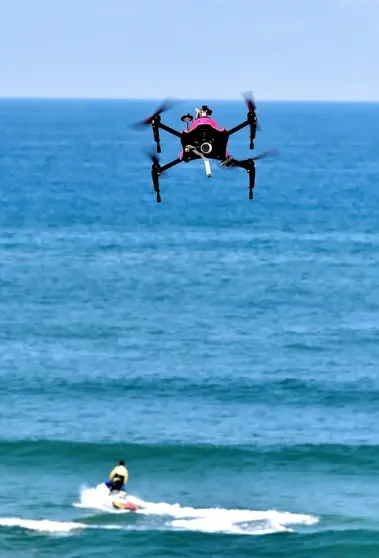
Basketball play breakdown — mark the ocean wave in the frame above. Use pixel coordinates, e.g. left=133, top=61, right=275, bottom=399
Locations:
left=3, top=374, right=379, bottom=409
left=2, top=439, right=379, bottom=474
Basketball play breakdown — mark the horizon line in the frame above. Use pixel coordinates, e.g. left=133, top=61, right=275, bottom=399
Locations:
left=0, top=95, right=379, bottom=104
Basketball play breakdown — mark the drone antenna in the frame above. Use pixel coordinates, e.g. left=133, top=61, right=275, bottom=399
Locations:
left=180, top=113, right=193, bottom=131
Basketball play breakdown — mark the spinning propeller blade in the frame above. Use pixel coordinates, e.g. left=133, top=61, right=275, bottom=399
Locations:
left=144, top=148, right=167, bottom=178
left=131, top=97, right=180, bottom=128
left=252, top=148, right=279, bottom=161
left=218, top=149, right=279, bottom=170
left=241, top=91, right=256, bottom=113
left=146, top=148, right=160, bottom=166
left=241, top=91, right=262, bottom=130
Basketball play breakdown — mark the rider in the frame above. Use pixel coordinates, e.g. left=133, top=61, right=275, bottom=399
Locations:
left=106, top=460, right=129, bottom=494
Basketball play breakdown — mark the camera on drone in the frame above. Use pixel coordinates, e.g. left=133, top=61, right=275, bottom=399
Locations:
left=195, top=105, right=213, bottom=118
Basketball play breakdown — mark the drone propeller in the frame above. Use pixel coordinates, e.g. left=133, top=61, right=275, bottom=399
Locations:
left=145, top=148, right=160, bottom=166
left=252, top=148, right=279, bottom=161
left=241, top=91, right=262, bottom=131
left=131, top=97, right=180, bottom=129
left=242, top=91, right=256, bottom=112
left=144, top=148, right=168, bottom=178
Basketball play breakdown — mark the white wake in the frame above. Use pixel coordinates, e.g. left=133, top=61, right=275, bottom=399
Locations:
left=73, top=483, right=319, bottom=536
left=0, top=484, right=318, bottom=536
left=0, top=517, right=86, bottom=534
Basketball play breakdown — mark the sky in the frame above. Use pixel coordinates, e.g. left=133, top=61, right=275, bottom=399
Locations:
left=0, top=0, right=378, bottom=101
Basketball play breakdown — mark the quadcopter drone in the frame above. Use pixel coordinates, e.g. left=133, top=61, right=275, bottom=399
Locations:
left=133, top=92, right=277, bottom=203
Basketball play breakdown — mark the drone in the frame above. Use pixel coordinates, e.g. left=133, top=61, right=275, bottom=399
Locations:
left=132, top=92, right=277, bottom=203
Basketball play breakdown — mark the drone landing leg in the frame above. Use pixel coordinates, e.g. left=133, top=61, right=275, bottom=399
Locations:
left=248, top=161, right=256, bottom=199
left=151, top=157, right=182, bottom=203
left=151, top=166, right=161, bottom=203
left=152, top=119, right=161, bottom=153
left=221, top=157, right=256, bottom=199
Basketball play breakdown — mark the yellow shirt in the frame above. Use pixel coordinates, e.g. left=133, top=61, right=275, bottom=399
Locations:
left=109, top=465, right=128, bottom=483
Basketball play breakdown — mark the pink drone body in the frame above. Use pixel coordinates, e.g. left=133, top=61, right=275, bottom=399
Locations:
left=133, top=93, right=277, bottom=203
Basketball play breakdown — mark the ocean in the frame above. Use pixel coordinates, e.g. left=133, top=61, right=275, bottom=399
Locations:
left=0, top=98, right=379, bottom=557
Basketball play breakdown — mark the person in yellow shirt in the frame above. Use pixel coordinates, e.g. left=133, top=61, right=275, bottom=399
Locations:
left=105, top=460, right=128, bottom=495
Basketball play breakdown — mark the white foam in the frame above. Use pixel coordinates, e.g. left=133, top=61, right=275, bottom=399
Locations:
left=74, top=483, right=134, bottom=513
left=0, top=517, right=86, bottom=533
left=74, top=484, right=319, bottom=536
left=170, top=508, right=317, bottom=536
left=140, top=504, right=317, bottom=536
left=0, top=516, right=127, bottom=535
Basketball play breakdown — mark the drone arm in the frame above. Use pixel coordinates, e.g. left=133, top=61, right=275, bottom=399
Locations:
left=160, top=157, right=182, bottom=173
left=227, top=119, right=249, bottom=136
left=151, top=116, right=181, bottom=153
left=158, top=122, right=182, bottom=139
left=227, top=112, right=257, bottom=149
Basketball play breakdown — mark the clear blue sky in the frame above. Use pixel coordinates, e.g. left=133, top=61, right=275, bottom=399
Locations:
left=1, top=0, right=378, bottom=101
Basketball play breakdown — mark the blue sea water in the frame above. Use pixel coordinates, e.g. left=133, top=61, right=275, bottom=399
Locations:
left=0, top=98, right=379, bottom=557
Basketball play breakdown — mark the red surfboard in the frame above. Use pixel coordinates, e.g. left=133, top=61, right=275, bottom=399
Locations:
left=112, top=500, right=140, bottom=511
